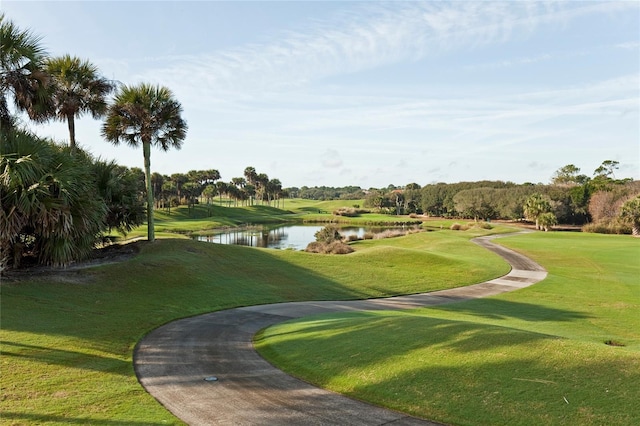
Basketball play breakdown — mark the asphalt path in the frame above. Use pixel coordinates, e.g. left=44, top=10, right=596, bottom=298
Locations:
left=134, top=232, right=547, bottom=425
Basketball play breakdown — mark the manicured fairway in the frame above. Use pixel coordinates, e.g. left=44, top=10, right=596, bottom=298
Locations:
left=255, top=232, right=640, bottom=425
left=1, top=227, right=508, bottom=425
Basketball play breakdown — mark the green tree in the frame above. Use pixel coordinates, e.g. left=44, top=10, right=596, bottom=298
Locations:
left=161, top=180, right=177, bottom=212
left=215, top=181, right=228, bottom=205
left=453, top=188, right=497, bottom=221
left=0, top=14, right=54, bottom=129
left=592, top=160, right=620, bottom=191
left=619, top=195, right=640, bottom=236
left=538, top=212, right=558, bottom=232
left=244, top=167, right=257, bottom=205
left=102, top=83, right=187, bottom=242
left=523, top=193, right=552, bottom=230
left=202, top=184, right=216, bottom=205
left=170, top=173, right=188, bottom=203
left=92, top=160, right=145, bottom=235
left=551, top=164, right=582, bottom=186
left=182, top=181, right=199, bottom=215
left=44, top=55, right=114, bottom=150
left=1, top=130, right=106, bottom=269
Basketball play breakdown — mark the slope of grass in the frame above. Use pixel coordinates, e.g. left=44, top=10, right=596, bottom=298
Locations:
left=255, top=232, right=640, bottom=425
left=123, top=200, right=420, bottom=239
left=0, top=228, right=507, bottom=425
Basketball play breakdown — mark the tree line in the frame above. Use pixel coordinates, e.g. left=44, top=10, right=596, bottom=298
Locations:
left=151, top=166, right=286, bottom=213
left=358, top=162, right=639, bottom=234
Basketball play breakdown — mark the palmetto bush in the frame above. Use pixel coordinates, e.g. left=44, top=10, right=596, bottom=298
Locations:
left=1, top=130, right=106, bottom=269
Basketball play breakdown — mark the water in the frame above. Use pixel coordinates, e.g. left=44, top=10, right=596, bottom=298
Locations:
left=194, top=225, right=384, bottom=250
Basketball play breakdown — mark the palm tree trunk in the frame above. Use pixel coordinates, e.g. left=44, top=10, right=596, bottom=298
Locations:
left=143, top=141, right=155, bottom=242
left=67, top=113, right=76, bottom=150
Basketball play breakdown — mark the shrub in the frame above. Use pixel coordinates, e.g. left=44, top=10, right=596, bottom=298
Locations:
left=314, top=226, right=342, bottom=243
left=363, top=232, right=375, bottom=240
left=333, top=207, right=370, bottom=217
left=327, top=241, right=354, bottom=254
left=373, top=229, right=406, bottom=239
left=582, top=220, right=632, bottom=235
left=304, top=241, right=354, bottom=254
left=304, top=242, right=325, bottom=253
left=450, top=223, right=469, bottom=231
left=346, top=234, right=360, bottom=242
left=466, top=222, right=493, bottom=230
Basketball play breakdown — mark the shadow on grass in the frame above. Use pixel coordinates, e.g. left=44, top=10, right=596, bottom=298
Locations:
left=260, top=310, right=639, bottom=425
left=432, top=298, right=592, bottom=322
left=1, top=412, right=170, bottom=425
left=0, top=239, right=366, bottom=351
left=1, top=341, right=129, bottom=375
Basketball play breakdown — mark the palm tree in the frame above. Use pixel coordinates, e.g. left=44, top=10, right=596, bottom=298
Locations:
left=1, top=129, right=106, bottom=270
left=523, top=193, right=552, bottom=230
left=538, top=212, right=558, bottom=232
left=45, top=55, right=114, bottom=150
left=620, top=195, right=640, bottom=236
left=0, top=14, right=54, bottom=130
left=101, top=83, right=187, bottom=242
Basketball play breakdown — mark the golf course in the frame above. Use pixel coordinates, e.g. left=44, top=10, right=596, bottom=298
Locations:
left=1, top=203, right=638, bottom=425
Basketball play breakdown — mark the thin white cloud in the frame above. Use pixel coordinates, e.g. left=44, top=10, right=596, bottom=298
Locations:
left=137, top=1, right=638, bottom=101
left=321, top=149, right=344, bottom=169
left=616, top=41, right=640, bottom=50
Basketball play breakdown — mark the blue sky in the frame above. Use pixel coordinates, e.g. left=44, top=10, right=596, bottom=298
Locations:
left=5, top=1, right=639, bottom=188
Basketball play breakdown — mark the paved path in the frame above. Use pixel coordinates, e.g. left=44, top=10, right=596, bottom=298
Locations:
left=134, top=233, right=546, bottom=425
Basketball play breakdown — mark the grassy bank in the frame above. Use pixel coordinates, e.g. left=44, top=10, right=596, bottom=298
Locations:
left=123, top=199, right=422, bottom=239
left=255, top=232, right=640, bottom=425
left=0, top=226, right=509, bottom=425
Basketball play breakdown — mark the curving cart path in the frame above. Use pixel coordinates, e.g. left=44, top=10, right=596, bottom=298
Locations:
left=134, top=232, right=547, bottom=425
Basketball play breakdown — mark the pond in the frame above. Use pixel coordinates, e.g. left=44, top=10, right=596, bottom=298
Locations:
left=193, top=225, right=404, bottom=250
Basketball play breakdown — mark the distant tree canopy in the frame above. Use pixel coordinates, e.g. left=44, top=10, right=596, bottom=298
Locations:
left=287, top=186, right=366, bottom=200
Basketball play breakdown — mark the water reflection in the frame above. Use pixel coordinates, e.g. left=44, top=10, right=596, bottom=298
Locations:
left=194, top=225, right=383, bottom=250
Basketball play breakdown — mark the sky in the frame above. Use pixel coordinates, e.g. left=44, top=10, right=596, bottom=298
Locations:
left=4, top=1, right=639, bottom=188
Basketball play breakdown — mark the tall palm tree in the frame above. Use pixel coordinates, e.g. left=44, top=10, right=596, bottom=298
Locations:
left=0, top=14, right=54, bottom=130
left=101, top=83, right=187, bottom=242
left=45, top=55, right=114, bottom=150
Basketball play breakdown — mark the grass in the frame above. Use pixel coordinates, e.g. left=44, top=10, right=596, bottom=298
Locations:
left=0, top=226, right=508, bottom=425
left=255, top=232, right=640, bottom=425
left=120, top=200, right=419, bottom=240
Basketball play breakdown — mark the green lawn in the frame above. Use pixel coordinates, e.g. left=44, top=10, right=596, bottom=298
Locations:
left=122, top=200, right=417, bottom=239
left=255, top=232, right=640, bottom=425
left=0, top=226, right=509, bottom=425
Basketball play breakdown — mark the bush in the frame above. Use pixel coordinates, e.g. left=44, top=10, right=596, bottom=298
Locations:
left=304, top=241, right=354, bottom=254
left=363, top=232, right=375, bottom=240
left=333, top=207, right=370, bottom=217
left=450, top=223, right=469, bottom=231
left=373, top=229, right=406, bottom=239
left=314, top=226, right=342, bottom=243
left=466, top=222, right=493, bottom=230
left=327, top=241, right=354, bottom=254
left=582, top=220, right=632, bottom=235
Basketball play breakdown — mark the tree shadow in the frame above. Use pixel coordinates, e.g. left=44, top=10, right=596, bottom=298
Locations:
left=1, top=340, right=129, bottom=375
left=430, top=298, right=592, bottom=323
left=260, top=309, right=639, bottom=424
